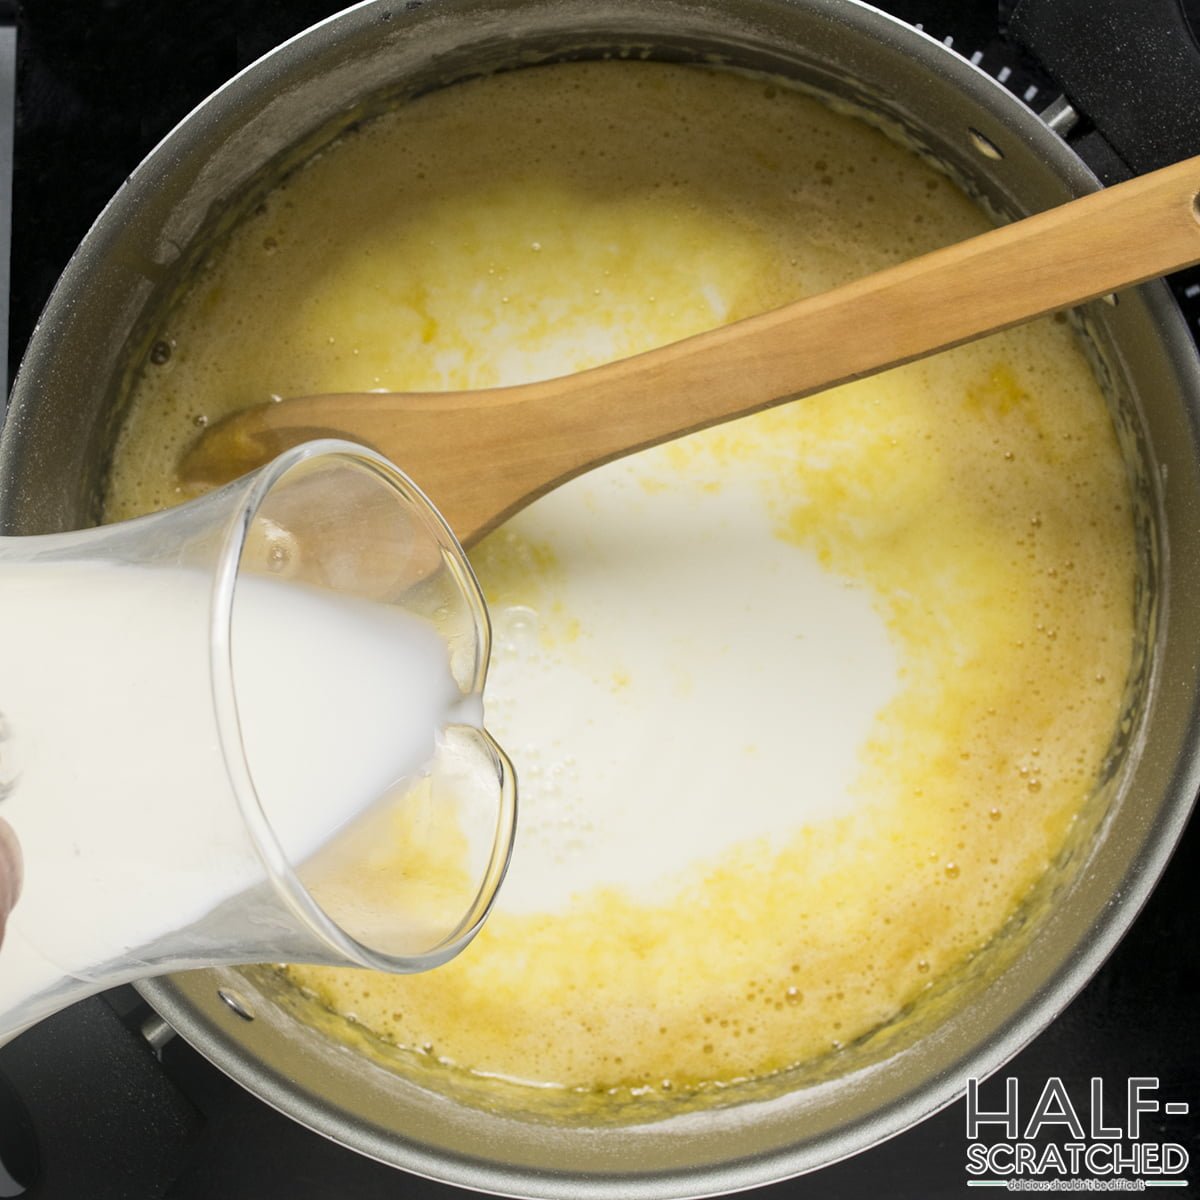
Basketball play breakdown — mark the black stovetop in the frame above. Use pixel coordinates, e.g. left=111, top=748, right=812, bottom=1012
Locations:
left=1, top=2, right=1197, bottom=1198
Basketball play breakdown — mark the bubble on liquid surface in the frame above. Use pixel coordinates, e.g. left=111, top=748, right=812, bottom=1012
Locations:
left=495, top=605, right=541, bottom=657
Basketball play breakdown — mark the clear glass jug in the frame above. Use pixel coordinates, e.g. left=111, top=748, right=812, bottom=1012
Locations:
left=0, top=440, right=515, bottom=1045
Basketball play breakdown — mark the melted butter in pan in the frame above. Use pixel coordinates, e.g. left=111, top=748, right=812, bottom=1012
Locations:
left=106, top=64, right=1136, bottom=1104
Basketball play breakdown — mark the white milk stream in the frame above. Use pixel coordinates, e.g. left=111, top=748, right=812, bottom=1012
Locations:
left=0, top=560, right=471, bottom=1030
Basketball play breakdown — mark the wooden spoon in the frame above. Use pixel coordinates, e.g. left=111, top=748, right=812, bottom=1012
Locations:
left=182, top=155, right=1200, bottom=547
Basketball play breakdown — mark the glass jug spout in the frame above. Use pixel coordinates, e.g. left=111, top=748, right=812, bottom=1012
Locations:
left=0, top=440, right=516, bottom=1046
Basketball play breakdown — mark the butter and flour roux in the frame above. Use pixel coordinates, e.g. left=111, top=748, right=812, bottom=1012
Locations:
left=106, top=63, right=1136, bottom=1103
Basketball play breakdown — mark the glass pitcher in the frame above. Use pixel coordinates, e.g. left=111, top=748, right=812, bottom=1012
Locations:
left=0, top=440, right=516, bottom=1045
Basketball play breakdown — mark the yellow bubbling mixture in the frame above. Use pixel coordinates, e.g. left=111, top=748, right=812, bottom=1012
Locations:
left=106, top=64, right=1136, bottom=1105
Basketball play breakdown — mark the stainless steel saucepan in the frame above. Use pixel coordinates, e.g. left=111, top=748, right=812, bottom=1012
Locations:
left=2, top=1, right=1198, bottom=1195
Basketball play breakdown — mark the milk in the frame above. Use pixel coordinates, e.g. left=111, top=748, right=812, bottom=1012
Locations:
left=486, top=469, right=899, bottom=913
left=0, top=559, right=473, bottom=1034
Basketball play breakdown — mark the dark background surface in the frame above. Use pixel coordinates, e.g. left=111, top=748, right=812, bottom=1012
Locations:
left=1, top=1, right=1198, bottom=1197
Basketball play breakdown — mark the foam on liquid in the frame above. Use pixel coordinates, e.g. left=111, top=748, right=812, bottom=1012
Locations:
left=104, top=64, right=1137, bottom=1104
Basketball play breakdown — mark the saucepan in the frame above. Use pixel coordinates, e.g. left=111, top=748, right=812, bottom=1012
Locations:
left=1, top=0, right=1198, bottom=1195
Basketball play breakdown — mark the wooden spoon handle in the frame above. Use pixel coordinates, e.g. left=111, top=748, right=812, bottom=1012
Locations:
left=538, top=154, right=1200, bottom=451
left=454, top=154, right=1200, bottom=536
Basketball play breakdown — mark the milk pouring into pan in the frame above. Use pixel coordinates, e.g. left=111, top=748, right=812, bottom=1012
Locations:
left=0, top=441, right=516, bottom=1044
left=1, top=144, right=1198, bottom=1045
